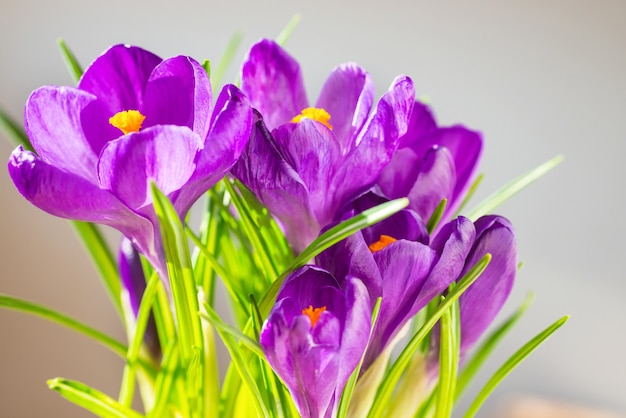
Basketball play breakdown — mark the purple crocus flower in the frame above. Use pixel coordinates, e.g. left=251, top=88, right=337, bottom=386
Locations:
left=8, top=44, right=252, bottom=275
left=430, top=215, right=517, bottom=359
left=318, top=192, right=476, bottom=369
left=376, top=100, right=482, bottom=227
left=232, top=39, right=414, bottom=253
left=319, top=193, right=516, bottom=371
left=260, top=266, right=371, bottom=418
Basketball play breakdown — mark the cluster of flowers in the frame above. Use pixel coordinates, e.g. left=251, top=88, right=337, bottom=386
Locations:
left=8, top=39, right=516, bottom=417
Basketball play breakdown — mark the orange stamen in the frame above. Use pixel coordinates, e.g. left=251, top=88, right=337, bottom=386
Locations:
left=109, top=110, right=146, bottom=135
left=302, top=305, right=327, bottom=328
left=368, top=235, right=397, bottom=253
left=291, top=107, right=333, bottom=130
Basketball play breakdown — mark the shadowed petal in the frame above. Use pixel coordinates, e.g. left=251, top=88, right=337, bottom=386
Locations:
left=459, top=215, right=517, bottom=351
left=274, top=119, right=341, bottom=224
left=413, top=126, right=482, bottom=216
left=405, top=146, right=456, bottom=221
left=241, top=39, right=308, bottom=130
left=315, top=64, right=374, bottom=152
left=97, top=125, right=202, bottom=218
left=78, top=44, right=162, bottom=114
left=231, top=111, right=318, bottom=253
left=142, top=55, right=212, bottom=139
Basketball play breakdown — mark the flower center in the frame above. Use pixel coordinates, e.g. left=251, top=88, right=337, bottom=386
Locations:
left=302, top=305, right=327, bottom=328
left=109, top=110, right=146, bottom=135
left=368, top=235, right=397, bottom=253
left=291, top=107, right=333, bottom=130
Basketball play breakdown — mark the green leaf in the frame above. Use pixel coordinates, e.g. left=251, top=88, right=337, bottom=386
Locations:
left=337, top=297, right=383, bottom=418
left=367, top=254, right=491, bottom=418
left=211, top=31, right=243, bottom=89
left=454, top=173, right=484, bottom=216
left=463, top=315, right=570, bottom=418
left=118, top=271, right=161, bottom=406
left=426, top=199, right=447, bottom=235
left=0, top=107, right=32, bottom=151
left=455, top=293, right=534, bottom=401
left=147, top=339, right=179, bottom=418
left=57, top=38, right=84, bottom=84
left=48, top=378, right=144, bottom=418
left=151, top=184, right=204, bottom=367
left=466, top=155, right=564, bottom=221
left=202, top=59, right=211, bottom=78
left=212, top=316, right=271, bottom=418
left=200, top=303, right=265, bottom=359
left=259, top=198, right=409, bottom=318
left=435, top=294, right=459, bottom=418
left=71, top=221, right=122, bottom=318
left=275, top=14, right=302, bottom=46
left=0, top=294, right=126, bottom=358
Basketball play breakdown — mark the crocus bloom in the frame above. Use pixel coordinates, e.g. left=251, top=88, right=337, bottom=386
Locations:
left=318, top=192, right=477, bottom=369
left=260, top=266, right=371, bottom=418
left=429, top=215, right=517, bottom=359
left=8, top=44, right=252, bottom=275
left=232, top=39, right=414, bottom=253
left=376, top=100, right=482, bottom=227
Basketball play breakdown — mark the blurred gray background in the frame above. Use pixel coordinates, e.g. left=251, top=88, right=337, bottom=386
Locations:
left=1, top=0, right=624, bottom=417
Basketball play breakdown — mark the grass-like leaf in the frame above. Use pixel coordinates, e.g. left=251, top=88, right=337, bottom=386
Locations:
left=72, top=221, right=123, bottom=318
left=200, top=303, right=265, bottom=359
left=57, top=38, right=83, bottom=84
left=48, top=378, right=144, bottom=418
left=455, top=293, right=534, bottom=401
left=454, top=174, right=484, bottom=216
left=463, top=315, right=570, bottom=418
left=151, top=184, right=204, bottom=367
left=466, top=155, right=564, bottom=221
left=146, top=339, right=179, bottom=418
left=337, top=297, right=383, bottom=418
left=426, top=199, right=447, bottom=234
left=367, top=254, right=491, bottom=418
left=211, top=31, right=243, bottom=89
left=0, top=294, right=126, bottom=358
left=118, top=271, right=161, bottom=406
left=275, top=14, right=302, bottom=46
left=259, top=197, right=409, bottom=318
left=0, top=107, right=32, bottom=151
left=435, top=295, right=460, bottom=418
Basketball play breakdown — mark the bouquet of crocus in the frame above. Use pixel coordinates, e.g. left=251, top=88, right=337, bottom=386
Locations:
left=1, top=24, right=567, bottom=418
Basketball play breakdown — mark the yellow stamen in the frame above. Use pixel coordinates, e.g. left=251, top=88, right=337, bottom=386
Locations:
left=368, top=235, right=397, bottom=253
left=109, top=110, right=146, bottom=135
left=291, top=107, right=333, bottom=130
left=302, top=305, right=327, bottom=328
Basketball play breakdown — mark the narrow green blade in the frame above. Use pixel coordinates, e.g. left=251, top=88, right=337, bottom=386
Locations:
left=0, top=294, right=126, bottom=358
left=275, top=14, right=302, bottom=46
left=211, top=31, right=243, bottom=88
left=368, top=254, right=491, bottom=418
left=57, top=38, right=84, bottom=83
left=48, top=378, right=144, bottom=418
left=71, top=221, right=122, bottom=318
left=455, top=293, right=534, bottom=401
left=0, top=108, right=31, bottom=151
left=259, top=197, right=409, bottom=318
left=151, top=184, right=203, bottom=366
left=463, top=315, right=570, bottom=418
left=466, top=155, right=564, bottom=220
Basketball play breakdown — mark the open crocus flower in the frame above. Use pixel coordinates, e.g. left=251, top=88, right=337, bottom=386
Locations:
left=376, top=100, right=482, bottom=227
left=318, top=192, right=476, bottom=369
left=8, top=44, right=252, bottom=275
left=260, top=266, right=371, bottom=418
left=232, top=39, right=414, bottom=253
